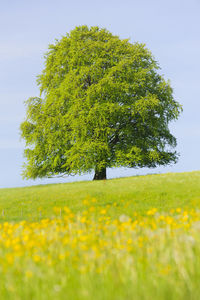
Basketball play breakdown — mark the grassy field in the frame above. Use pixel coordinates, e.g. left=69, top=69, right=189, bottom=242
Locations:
left=0, top=171, right=200, bottom=222
left=0, top=171, right=200, bottom=300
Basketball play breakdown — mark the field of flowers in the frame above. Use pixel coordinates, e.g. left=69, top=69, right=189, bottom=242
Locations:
left=1, top=195, right=200, bottom=300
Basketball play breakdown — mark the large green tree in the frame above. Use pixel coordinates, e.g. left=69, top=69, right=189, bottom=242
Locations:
left=20, top=25, right=182, bottom=180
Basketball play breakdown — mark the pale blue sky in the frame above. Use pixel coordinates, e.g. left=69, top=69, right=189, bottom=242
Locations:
left=0, top=0, right=200, bottom=188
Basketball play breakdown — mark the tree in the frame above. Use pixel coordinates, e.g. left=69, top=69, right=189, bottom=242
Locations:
left=20, top=25, right=182, bottom=180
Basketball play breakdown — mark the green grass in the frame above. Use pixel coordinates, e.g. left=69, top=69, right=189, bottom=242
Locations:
left=0, top=171, right=200, bottom=300
left=0, top=171, right=200, bottom=222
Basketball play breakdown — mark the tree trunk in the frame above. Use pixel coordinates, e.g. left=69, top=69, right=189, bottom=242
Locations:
left=93, top=167, right=107, bottom=180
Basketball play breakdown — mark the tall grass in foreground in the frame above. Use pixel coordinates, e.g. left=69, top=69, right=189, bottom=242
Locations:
left=1, top=198, right=200, bottom=300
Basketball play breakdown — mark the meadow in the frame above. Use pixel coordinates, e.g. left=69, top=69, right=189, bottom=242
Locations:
left=0, top=171, right=200, bottom=299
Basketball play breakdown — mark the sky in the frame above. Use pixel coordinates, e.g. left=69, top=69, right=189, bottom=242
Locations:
left=0, top=0, right=200, bottom=188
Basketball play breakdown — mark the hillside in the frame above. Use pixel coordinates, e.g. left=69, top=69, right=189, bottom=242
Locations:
left=0, top=171, right=200, bottom=299
left=0, top=171, right=200, bottom=222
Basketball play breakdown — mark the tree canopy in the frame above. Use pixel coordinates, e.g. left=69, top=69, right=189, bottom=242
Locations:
left=20, top=25, right=182, bottom=180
